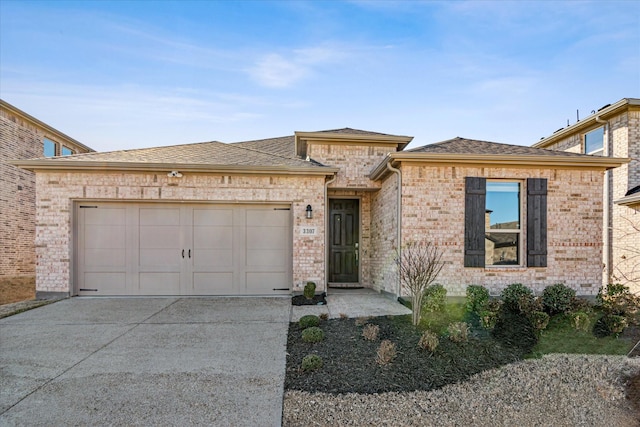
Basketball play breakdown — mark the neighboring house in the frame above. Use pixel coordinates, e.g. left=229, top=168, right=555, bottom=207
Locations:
left=533, top=98, right=640, bottom=294
left=0, top=100, right=93, bottom=291
left=12, top=129, right=624, bottom=299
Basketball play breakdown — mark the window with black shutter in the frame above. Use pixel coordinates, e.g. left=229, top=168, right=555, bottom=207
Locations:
left=464, top=177, right=486, bottom=267
left=527, top=178, right=547, bottom=267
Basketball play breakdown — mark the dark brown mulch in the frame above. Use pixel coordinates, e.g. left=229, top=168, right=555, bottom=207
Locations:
left=292, top=293, right=327, bottom=306
left=285, top=315, right=523, bottom=394
left=626, top=371, right=640, bottom=417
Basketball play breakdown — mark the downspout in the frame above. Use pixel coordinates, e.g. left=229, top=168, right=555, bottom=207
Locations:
left=324, top=173, right=338, bottom=295
left=595, top=115, right=611, bottom=286
left=386, top=161, right=402, bottom=298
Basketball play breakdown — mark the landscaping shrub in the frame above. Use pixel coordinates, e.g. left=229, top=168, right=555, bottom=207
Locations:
left=319, top=313, right=328, bottom=321
left=301, top=326, right=325, bottom=343
left=301, top=354, right=323, bottom=371
left=447, top=322, right=469, bottom=343
left=355, top=316, right=371, bottom=326
left=529, top=311, right=550, bottom=333
left=466, top=285, right=489, bottom=314
left=570, top=296, right=593, bottom=314
left=303, top=281, right=316, bottom=299
left=501, top=283, right=534, bottom=313
left=417, top=330, right=439, bottom=352
left=423, top=284, right=447, bottom=313
left=299, top=315, right=320, bottom=329
left=542, top=283, right=576, bottom=315
left=492, top=307, right=538, bottom=354
left=572, top=311, right=590, bottom=332
left=362, top=323, right=380, bottom=341
left=597, top=284, right=640, bottom=325
left=376, top=339, right=397, bottom=365
left=479, top=299, right=503, bottom=330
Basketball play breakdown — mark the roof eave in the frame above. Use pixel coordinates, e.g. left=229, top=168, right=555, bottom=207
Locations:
left=614, top=194, right=640, bottom=206
left=533, top=98, right=640, bottom=148
left=9, top=160, right=339, bottom=176
left=369, top=153, right=628, bottom=180
left=295, top=131, right=413, bottom=147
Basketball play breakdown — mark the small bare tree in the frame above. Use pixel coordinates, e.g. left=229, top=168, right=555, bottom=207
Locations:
left=612, top=214, right=640, bottom=292
left=396, top=241, right=445, bottom=325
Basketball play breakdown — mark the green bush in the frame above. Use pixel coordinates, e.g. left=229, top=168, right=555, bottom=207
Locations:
left=501, top=283, right=534, bottom=313
left=299, top=315, right=320, bottom=329
left=304, top=281, right=316, bottom=299
left=301, top=326, right=325, bottom=343
left=423, top=284, right=447, bottom=313
left=570, top=297, right=593, bottom=314
left=542, top=284, right=576, bottom=315
left=466, top=285, right=489, bottom=314
left=529, top=311, right=550, bottom=332
left=447, top=322, right=469, bottom=343
left=301, top=354, right=323, bottom=371
left=597, top=284, right=640, bottom=325
left=593, top=314, right=627, bottom=338
left=572, top=311, right=590, bottom=332
left=492, top=308, right=538, bottom=354
left=418, top=330, right=439, bottom=352
left=479, top=299, right=503, bottom=330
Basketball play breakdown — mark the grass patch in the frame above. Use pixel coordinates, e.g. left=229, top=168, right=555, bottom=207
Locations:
left=419, top=301, right=467, bottom=334
left=529, top=312, right=634, bottom=357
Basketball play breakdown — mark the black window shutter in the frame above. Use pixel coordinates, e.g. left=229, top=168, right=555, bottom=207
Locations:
left=464, top=177, right=486, bottom=267
left=527, top=178, right=547, bottom=267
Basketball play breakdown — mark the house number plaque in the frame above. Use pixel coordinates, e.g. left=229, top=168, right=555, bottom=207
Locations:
left=300, top=226, right=318, bottom=236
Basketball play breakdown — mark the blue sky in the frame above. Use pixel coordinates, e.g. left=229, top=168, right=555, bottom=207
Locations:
left=1, top=0, right=638, bottom=152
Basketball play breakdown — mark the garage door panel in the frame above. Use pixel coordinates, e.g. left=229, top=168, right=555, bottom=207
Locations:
left=193, top=249, right=233, bottom=268
left=246, top=227, right=288, bottom=249
left=192, top=273, right=234, bottom=294
left=140, top=208, right=180, bottom=225
left=85, top=226, right=126, bottom=248
left=246, top=209, right=289, bottom=227
left=84, top=208, right=126, bottom=225
left=193, top=209, right=233, bottom=226
left=82, top=273, right=127, bottom=294
left=139, top=249, right=181, bottom=269
left=139, top=226, right=180, bottom=248
left=246, top=272, right=288, bottom=294
left=193, top=226, right=232, bottom=249
left=139, top=273, right=181, bottom=294
left=84, top=249, right=126, bottom=269
left=246, top=249, right=287, bottom=267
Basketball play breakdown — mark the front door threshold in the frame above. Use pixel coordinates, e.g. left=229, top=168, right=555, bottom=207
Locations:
left=328, top=283, right=364, bottom=289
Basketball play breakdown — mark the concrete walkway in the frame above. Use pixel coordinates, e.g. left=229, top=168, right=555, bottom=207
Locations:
left=0, top=297, right=290, bottom=426
left=290, top=288, right=411, bottom=322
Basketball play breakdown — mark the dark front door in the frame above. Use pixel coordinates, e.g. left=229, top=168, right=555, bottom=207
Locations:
left=329, top=199, right=359, bottom=283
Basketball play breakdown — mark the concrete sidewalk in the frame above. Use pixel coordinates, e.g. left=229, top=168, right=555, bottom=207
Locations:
left=0, top=297, right=290, bottom=426
left=290, top=288, right=411, bottom=322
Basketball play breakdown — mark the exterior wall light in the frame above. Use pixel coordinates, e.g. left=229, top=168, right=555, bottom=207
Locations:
left=168, top=171, right=183, bottom=178
left=306, top=204, right=313, bottom=219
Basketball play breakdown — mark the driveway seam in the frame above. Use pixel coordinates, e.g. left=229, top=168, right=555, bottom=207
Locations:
left=0, top=298, right=181, bottom=416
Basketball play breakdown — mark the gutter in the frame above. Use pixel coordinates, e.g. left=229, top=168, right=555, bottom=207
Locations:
left=9, top=160, right=340, bottom=176
left=386, top=161, right=402, bottom=298
left=324, top=173, right=338, bottom=294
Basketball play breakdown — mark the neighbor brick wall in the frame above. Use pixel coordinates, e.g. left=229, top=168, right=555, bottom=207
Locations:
left=543, top=108, right=640, bottom=294
left=33, top=171, right=328, bottom=295
left=398, top=164, right=604, bottom=296
left=1, top=111, right=42, bottom=281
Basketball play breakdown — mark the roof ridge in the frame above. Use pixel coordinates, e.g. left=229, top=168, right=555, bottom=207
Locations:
left=230, top=141, right=321, bottom=165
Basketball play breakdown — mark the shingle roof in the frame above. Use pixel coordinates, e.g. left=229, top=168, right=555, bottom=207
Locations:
left=312, top=127, right=405, bottom=137
left=231, top=135, right=296, bottom=158
left=35, top=140, right=323, bottom=169
left=409, top=137, right=595, bottom=157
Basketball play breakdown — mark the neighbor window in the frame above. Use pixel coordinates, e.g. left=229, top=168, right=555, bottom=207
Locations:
left=584, top=127, right=604, bottom=155
left=465, top=177, right=547, bottom=268
left=44, top=138, right=57, bottom=157
left=61, top=146, right=74, bottom=156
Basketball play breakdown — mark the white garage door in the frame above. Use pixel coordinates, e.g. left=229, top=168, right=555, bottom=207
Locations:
left=76, top=202, right=292, bottom=296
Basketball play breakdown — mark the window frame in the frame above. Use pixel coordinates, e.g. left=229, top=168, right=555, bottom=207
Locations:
left=43, top=138, right=58, bottom=157
left=584, top=126, right=604, bottom=156
left=484, top=179, right=524, bottom=267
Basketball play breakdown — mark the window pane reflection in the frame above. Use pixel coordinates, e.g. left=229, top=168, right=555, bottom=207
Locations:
left=485, top=233, right=519, bottom=265
left=486, top=182, right=520, bottom=229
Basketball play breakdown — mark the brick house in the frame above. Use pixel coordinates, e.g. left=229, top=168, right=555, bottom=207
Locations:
left=12, top=128, right=624, bottom=299
left=1, top=100, right=93, bottom=292
left=533, top=98, right=640, bottom=294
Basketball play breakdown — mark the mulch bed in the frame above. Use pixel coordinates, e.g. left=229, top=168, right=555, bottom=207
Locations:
left=285, top=315, right=522, bottom=394
left=291, top=293, right=327, bottom=306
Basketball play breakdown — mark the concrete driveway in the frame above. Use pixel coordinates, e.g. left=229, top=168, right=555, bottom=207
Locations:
left=0, top=297, right=291, bottom=426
